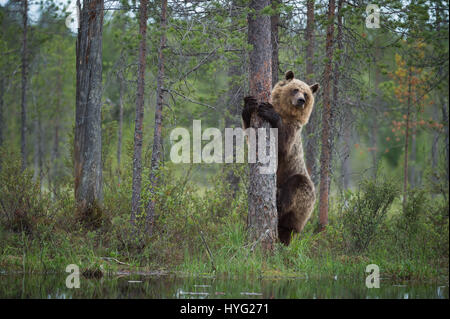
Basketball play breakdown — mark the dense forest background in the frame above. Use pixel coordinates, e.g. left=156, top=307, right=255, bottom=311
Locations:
left=0, top=0, right=448, bottom=280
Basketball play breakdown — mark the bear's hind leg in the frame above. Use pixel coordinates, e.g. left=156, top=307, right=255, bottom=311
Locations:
left=277, top=174, right=315, bottom=243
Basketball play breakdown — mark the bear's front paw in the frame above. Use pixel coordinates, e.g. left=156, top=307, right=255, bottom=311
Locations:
left=242, top=96, right=259, bottom=129
left=258, top=102, right=281, bottom=128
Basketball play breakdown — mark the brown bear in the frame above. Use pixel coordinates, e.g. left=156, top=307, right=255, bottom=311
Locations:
left=242, top=70, right=319, bottom=245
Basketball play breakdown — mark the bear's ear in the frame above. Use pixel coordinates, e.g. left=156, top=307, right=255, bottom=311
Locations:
left=285, top=70, right=294, bottom=81
left=310, top=83, right=320, bottom=94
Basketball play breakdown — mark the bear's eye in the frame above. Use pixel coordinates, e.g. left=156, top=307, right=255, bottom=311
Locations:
left=292, top=89, right=299, bottom=95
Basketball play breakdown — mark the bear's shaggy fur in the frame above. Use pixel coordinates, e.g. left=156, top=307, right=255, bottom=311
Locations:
left=242, top=70, right=319, bottom=245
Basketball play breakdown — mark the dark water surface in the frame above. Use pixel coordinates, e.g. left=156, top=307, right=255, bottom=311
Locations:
left=0, top=273, right=448, bottom=299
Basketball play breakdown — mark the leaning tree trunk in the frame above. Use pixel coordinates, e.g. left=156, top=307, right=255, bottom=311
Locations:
left=318, top=0, right=335, bottom=232
left=304, top=0, right=318, bottom=184
left=145, top=0, right=167, bottom=235
left=74, top=0, right=104, bottom=221
left=247, top=0, right=278, bottom=251
left=21, top=0, right=28, bottom=170
left=131, top=0, right=149, bottom=226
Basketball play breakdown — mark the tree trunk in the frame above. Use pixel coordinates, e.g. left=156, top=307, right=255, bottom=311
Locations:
left=21, top=0, right=28, bottom=170
left=74, top=0, right=104, bottom=219
left=342, top=119, right=351, bottom=189
left=247, top=0, right=278, bottom=251
left=131, top=0, right=148, bottom=226
left=224, top=0, right=243, bottom=193
left=304, top=0, right=318, bottom=184
left=329, top=0, right=342, bottom=192
left=431, top=101, right=439, bottom=196
left=271, top=0, right=279, bottom=86
left=402, top=67, right=412, bottom=211
left=442, top=98, right=449, bottom=187
left=145, top=0, right=167, bottom=235
left=117, top=65, right=124, bottom=185
left=0, top=76, right=4, bottom=149
left=410, top=114, right=417, bottom=188
left=318, top=0, right=335, bottom=232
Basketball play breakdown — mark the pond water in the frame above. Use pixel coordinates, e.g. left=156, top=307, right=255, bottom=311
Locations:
left=0, top=273, right=448, bottom=299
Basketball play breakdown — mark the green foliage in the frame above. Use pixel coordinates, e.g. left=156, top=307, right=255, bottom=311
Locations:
left=341, top=177, right=400, bottom=253
left=0, top=148, right=51, bottom=235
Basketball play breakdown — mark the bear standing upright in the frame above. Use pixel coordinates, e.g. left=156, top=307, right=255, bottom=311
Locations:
left=242, top=70, right=319, bottom=245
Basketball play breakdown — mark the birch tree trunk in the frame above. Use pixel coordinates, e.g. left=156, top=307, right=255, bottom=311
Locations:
left=145, top=0, right=167, bottom=235
left=74, top=0, right=104, bottom=218
left=247, top=0, right=278, bottom=251
left=131, top=0, right=148, bottom=226
left=318, top=0, right=335, bottom=232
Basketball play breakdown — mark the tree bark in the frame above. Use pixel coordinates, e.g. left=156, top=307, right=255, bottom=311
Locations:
left=402, top=67, right=412, bottom=211
left=318, top=0, right=335, bottom=232
left=441, top=98, right=449, bottom=187
left=304, top=0, right=318, bottom=184
left=247, top=0, right=278, bottom=251
left=0, top=76, right=4, bottom=149
left=131, top=0, right=148, bottom=226
left=271, top=0, right=279, bottom=86
left=145, top=0, right=167, bottom=235
left=117, top=62, right=125, bottom=185
left=224, top=0, right=244, bottom=194
left=74, top=0, right=104, bottom=217
left=21, top=0, right=28, bottom=170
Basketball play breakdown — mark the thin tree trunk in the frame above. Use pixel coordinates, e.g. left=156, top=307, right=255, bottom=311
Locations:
left=318, top=0, right=335, bottom=232
left=0, top=76, right=4, bottom=150
left=74, top=0, right=104, bottom=219
left=224, top=0, right=243, bottom=193
left=145, top=0, right=167, bottom=235
left=21, top=0, right=28, bottom=170
left=403, top=67, right=412, bottom=210
left=329, top=0, right=342, bottom=193
left=304, top=0, right=318, bottom=184
left=247, top=0, right=277, bottom=251
left=271, top=0, right=279, bottom=86
left=442, top=98, right=449, bottom=186
left=342, top=119, right=351, bottom=189
left=117, top=60, right=125, bottom=185
left=131, top=0, right=148, bottom=226
left=410, top=114, right=417, bottom=188
left=370, top=38, right=382, bottom=176
left=431, top=102, right=439, bottom=196
left=33, top=114, right=39, bottom=183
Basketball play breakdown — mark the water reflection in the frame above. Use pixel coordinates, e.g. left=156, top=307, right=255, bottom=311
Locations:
left=0, top=273, right=447, bottom=299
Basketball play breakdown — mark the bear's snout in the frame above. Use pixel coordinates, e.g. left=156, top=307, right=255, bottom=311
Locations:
left=296, top=97, right=306, bottom=108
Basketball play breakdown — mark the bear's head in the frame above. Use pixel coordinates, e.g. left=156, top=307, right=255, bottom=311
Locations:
left=270, top=70, right=319, bottom=126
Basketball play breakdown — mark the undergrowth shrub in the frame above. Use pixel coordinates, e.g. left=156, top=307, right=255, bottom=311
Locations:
left=0, top=148, right=51, bottom=235
left=340, top=177, right=399, bottom=253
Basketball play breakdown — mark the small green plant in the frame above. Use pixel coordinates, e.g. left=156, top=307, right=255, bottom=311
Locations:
left=341, top=177, right=400, bottom=253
